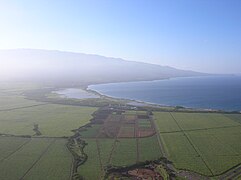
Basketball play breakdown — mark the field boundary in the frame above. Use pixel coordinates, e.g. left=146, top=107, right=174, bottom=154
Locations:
left=0, top=103, right=49, bottom=112
left=151, top=116, right=166, bottom=157
left=0, top=138, right=31, bottom=162
left=19, top=139, right=56, bottom=180
left=159, top=124, right=241, bottom=134
left=169, top=112, right=214, bottom=176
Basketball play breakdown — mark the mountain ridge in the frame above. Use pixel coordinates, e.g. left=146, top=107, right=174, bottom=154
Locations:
left=0, top=49, right=207, bottom=85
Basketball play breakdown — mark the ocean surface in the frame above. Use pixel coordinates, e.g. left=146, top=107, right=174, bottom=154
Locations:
left=88, top=75, right=241, bottom=111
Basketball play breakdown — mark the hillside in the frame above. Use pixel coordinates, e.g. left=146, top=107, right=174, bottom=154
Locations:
left=0, top=49, right=205, bottom=85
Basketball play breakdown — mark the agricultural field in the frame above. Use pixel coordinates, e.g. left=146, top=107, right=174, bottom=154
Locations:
left=78, top=110, right=155, bottom=139
left=154, top=112, right=241, bottom=176
left=0, top=83, right=42, bottom=110
left=0, top=137, right=72, bottom=180
left=0, top=104, right=97, bottom=137
left=78, top=136, right=162, bottom=179
left=138, top=135, right=162, bottom=162
left=1, top=83, right=241, bottom=179
left=75, top=110, right=163, bottom=179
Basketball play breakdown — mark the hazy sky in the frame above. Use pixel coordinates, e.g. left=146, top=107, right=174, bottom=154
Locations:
left=0, top=0, right=241, bottom=73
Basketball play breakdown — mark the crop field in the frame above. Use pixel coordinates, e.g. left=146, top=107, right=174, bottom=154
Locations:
left=77, top=139, right=101, bottom=179
left=76, top=110, right=163, bottom=179
left=0, top=104, right=97, bottom=137
left=111, top=138, right=137, bottom=166
left=78, top=136, right=161, bottom=179
left=79, top=111, right=155, bottom=139
left=138, top=135, right=162, bottom=162
left=1, top=83, right=240, bottom=179
left=0, top=137, right=72, bottom=180
left=155, top=112, right=241, bottom=176
left=0, top=83, right=43, bottom=110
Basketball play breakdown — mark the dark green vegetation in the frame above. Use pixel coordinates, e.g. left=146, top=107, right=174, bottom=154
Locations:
left=1, top=82, right=241, bottom=179
left=0, top=137, right=72, bottom=180
left=70, top=109, right=162, bottom=179
left=0, top=83, right=96, bottom=180
left=155, top=112, right=241, bottom=177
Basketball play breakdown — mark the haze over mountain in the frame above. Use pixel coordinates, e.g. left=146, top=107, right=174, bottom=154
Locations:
left=0, top=49, right=205, bottom=85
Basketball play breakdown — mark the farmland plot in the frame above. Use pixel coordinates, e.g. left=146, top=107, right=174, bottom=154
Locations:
left=138, top=135, right=162, bottom=162
left=24, top=139, right=72, bottom=180
left=78, top=139, right=101, bottom=179
left=0, top=104, right=97, bottom=137
left=0, top=136, right=30, bottom=161
left=155, top=112, right=241, bottom=176
left=111, top=138, right=137, bottom=166
left=0, top=138, right=53, bottom=180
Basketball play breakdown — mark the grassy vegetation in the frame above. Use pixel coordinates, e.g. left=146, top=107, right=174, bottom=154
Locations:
left=0, top=136, right=30, bottom=161
left=0, top=93, right=41, bottom=110
left=78, top=139, right=101, bottom=179
left=112, top=138, right=137, bottom=166
left=155, top=112, right=241, bottom=176
left=187, top=129, right=241, bottom=175
left=171, top=112, right=240, bottom=130
left=138, top=119, right=152, bottom=128
left=225, top=114, right=241, bottom=124
left=24, top=139, right=72, bottom=180
left=139, top=135, right=162, bottom=162
left=0, top=137, right=72, bottom=180
left=154, top=112, right=181, bottom=132
left=0, top=83, right=42, bottom=110
left=98, top=139, right=115, bottom=166
left=1, top=83, right=241, bottom=179
left=0, top=104, right=97, bottom=137
left=78, top=124, right=101, bottom=138
left=161, top=132, right=213, bottom=175
left=0, top=138, right=53, bottom=180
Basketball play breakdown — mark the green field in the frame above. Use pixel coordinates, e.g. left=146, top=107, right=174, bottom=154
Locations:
left=77, top=136, right=162, bottom=179
left=0, top=92, right=42, bottom=110
left=112, top=138, right=137, bottom=166
left=0, top=83, right=42, bottom=110
left=155, top=112, right=241, bottom=176
left=138, top=135, right=162, bottom=162
left=0, top=137, right=72, bottom=180
left=1, top=83, right=241, bottom=179
left=78, top=139, right=102, bottom=179
left=0, top=84, right=98, bottom=179
left=24, top=139, right=72, bottom=180
left=0, top=104, right=96, bottom=137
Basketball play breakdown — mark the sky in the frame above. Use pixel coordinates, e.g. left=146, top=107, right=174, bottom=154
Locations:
left=0, top=0, right=241, bottom=74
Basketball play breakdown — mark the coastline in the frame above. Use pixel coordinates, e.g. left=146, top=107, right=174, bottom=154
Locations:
left=84, top=76, right=241, bottom=113
left=85, top=85, right=223, bottom=112
left=50, top=75, right=241, bottom=113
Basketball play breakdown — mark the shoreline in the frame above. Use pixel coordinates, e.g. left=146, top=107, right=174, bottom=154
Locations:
left=85, top=85, right=225, bottom=112
left=84, top=77, right=241, bottom=113
left=52, top=75, right=241, bottom=113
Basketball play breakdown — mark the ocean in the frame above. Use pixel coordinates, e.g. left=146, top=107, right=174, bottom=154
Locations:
left=88, top=75, right=241, bottom=111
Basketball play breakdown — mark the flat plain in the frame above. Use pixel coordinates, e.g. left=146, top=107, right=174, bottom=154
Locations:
left=155, top=112, right=241, bottom=176
left=1, top=83, right=241, bottom=179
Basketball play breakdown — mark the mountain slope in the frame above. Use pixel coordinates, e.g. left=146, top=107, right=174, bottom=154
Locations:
left=0, top=49, right=205, bottom=85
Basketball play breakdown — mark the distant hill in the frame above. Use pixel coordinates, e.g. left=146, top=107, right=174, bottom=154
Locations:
left=0, top=49, right=206, bottom=85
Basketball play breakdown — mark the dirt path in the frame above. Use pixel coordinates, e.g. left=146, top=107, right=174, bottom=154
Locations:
left=169, top=112, right=214, bottom=176
left=19, top=139, right=56, bottom=180
left=0, top=138, right=31, bottom=162
left=95, top=139, right=105, bottom=179
left=218, top=164, right=241, bottom=180
left=134, top=116, right=140, bottom=163
left=159, top=124, right=241, bottom=134
left=150, top=116, right=167, bottom=157
left=0, top=103, right=49, bottom=112
left=107, top=115, right=124, bottom=165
